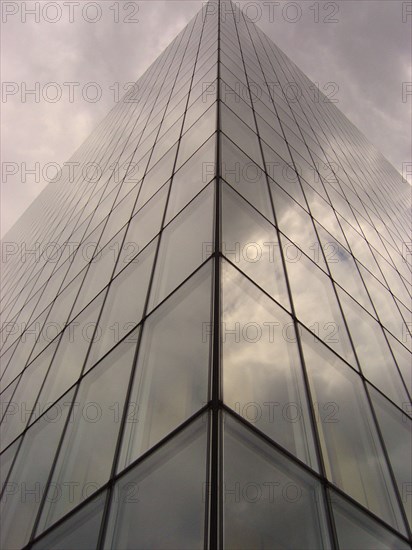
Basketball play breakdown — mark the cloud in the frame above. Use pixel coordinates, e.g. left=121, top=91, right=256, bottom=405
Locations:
left=1, top=0, right=411, bottom=237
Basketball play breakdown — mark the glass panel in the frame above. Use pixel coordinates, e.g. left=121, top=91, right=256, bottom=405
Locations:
left=222, top=261, right=317, bottom=467
left=262, top=142, right=307, bottom=208
left=222, top=183, right=289, bottom=309
left=270, top=180, right=327, bottom=271
left=86, top=240, right=156, bottom=370
left=221, top=103, right=262, bottom=167
left=37, top=293, right=104, bottom=411
left=256, top=111, right=290, bottom=163
left=119, top=262, right=212, bottom=468
left=0, top=389, right=75, bottom=550
left=301, top=327, right=406, bottom=533
left=70, top=228, right=127, bottom=321
left=370, top=386, right=412, bottom=527
left=220, top=79, right=255, bottom=130
left=220, top=134, right=274, bottom=221
left=285, top=243, right=355, bottom=364
left=0, top=438, right=19, bottom=490
left=358, top=262, right=407, bottom=343
left=116, top=183, right=168, bottom=274
left=0, top=340, right=58, bottom=452
left=176, top=102, right=216, bottom=170
left=165, top=134, right=216, bottom=225
left=223, top=414, right=330, bottom=549
left=331, top=491, right=410, bottom=550
left=32, top=492, right=105, bottom=550
left=315, top=223, right=374, bottom=314
left=385, top=331, right=412, bottom=395
left=38, top=337, right=136, bottom=531
left=148, top=183, right=214, bottom=310
left=134, top=143, right=177, bottom=211
left=184, top=81, right=218, bottom=133
left=105, top=417, right=207, bottom=550
left=338, top=288, right=409, bottom=409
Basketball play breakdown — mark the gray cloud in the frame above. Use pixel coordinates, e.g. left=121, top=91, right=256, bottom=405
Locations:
left=1, top=0, right=411, bottom=237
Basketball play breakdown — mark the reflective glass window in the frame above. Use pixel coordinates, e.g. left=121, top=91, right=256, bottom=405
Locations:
left=302, top=328, right=406, bottom=533
left=37, top=293, right=104, bottom=411
left=0, top=390, right=75, bottom=550
left=221, top=134, right=273, bottom=221
left=86, top=240, right=156, bottom=369
left=222, top=261, right=317, bottom=467
left=32, top=492, right=105, bottom=550
left=332, top=491, right=409, bottom=550
left=166, top=134, right=216, bottom=224
left=223, top=414, right=330, bottom=549
left=119, top=262, right=212, bottom=468
left=338, top=288, right=409, bottom=408
left=105, top=417, right=207, bottom=550
left=38, top=337, right=136, bottom=530
left=149, top=183, right=214, bottom=310
left=222, top=183, right=289, bottom=309
left=221, top=103, right=262, bottom=168
left=286, top=244, right=355, bottom=364
left=369, top=386, right=412, bottom=527
left=176, top=102, right=216, bottom=170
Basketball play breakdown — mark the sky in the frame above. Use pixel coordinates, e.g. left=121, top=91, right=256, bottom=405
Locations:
left=1, top=0, right=411, bottom=238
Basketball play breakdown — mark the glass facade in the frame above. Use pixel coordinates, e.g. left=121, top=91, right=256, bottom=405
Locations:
left=1, top=1, right=411, bottom=548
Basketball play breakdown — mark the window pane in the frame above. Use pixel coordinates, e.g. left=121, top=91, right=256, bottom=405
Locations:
left=220, top=79, right=255, bottom=130
left=301, top=328, right=406, bottom=533
left=384, top=331, right=412, bottom=395
left=116, top=183, right=168, bottom=274
left=165, top=134, right=216, bottom=225
left=223, top=414, right=330, bottom=549
left=221, top=134, right=274, bottom=222
left=315, top=223, right=373, bottom=314
left=148, top=183, right=214, bottom=310
left=105, top=417, right=207, bottom=550
left=176, top=102, right=216, bottom=170
left=86, top=240, right=156, bottom=370
left=0, top=339, right=58, bottom=452
left=0, top=390, right=75, bottom=550
left=38, top=337, right=136, bottom=531
left=70, top=228, right=127, bottom=321
left=262, top=142, right=307, bottom=208
left=338, top=288, right=409, bottom=408
left=331, top=491, right=409, bottom=550
left=119, top=262, right=212, bottom=468
left=270, top=180, right=327, bottom=271
left=134, top=143, right=177, bottom=212
left=222, top=183, right=289, bottom=309
left=256, top=111, right=290, bottom=163
left=221, top=103, right=262, bottom=167
left=37, top=293, right=105, bottom=413
left=0, top=438, right=19, bottom=490
left=286, top=243, right=355, bottom=364
left=32, top=492, right=105, bottom=550
left=370, top=386, right=412, bottom=527
left=222, top=261, right=317, bottom=468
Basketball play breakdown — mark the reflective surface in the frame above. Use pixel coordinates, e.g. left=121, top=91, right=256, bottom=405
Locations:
left=1, top=0, right=411, bottom=547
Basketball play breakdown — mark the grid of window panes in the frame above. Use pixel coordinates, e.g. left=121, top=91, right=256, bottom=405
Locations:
left=1, top=1, right=411, bottom=548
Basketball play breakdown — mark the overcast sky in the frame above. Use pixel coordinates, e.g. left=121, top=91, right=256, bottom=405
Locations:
left=1, top=0, right=411, bottom=238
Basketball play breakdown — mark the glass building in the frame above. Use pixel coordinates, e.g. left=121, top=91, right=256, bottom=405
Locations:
left=1, top=1, right=411, bottom=548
